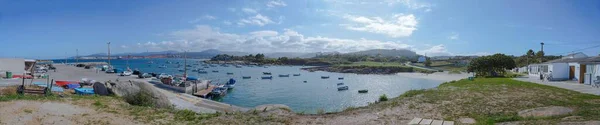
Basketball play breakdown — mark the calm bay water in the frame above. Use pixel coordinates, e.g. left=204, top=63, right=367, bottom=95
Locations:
left=54, top=58, right=443, bottom=113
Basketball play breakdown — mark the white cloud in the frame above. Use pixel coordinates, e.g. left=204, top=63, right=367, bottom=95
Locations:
left=223, top=21, right=232, bottom=25
left=238, top=14, right=274, bottom=26
left=385, top=0, right=433, bottom=12
left=120, top=45, right=129, bottom=49
left=137, top=25, right=414, bottom=53
left=267, top=0, right=287, bottom=8
left=242, top=8, right=257, bottom=14
left=189, top=14, right=217, bottom=23
left=342, top=14, right=417, bottom=38
left=448, top=32, right=459, bottom=40
left=416, top=44, right=452, bottom=56
left=250, top=30, right=279, bottom=37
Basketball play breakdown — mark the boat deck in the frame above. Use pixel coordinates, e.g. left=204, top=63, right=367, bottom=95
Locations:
left=194, top=85, right=216, bottom=97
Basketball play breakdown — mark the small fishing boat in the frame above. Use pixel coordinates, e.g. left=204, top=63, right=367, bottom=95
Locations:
left=293, top=74, right=301, bottom=76
left=210, top=85, right=228, bottom=97
left=261, top=76, right=273, bottom=79
left=198, top=71, right=208, bottom=74
left=338, top=77, right=344, bottom=80
left=212, top=70, right=219, bottom=72
left=263, top=66, right=268, bottom=68
left=242, top=76, right=251, bottom=79
left=337, top=86, right=349, bottom=91
left=74, top=88, right=94, bottom=95
left=166, top=61, right=172, bottom=64
left=120, top=70, right=133, bottom=76
left=321, top=76, right=330, bottom=79
left=158, top=65, right=167, bottom=68
left=278, top=74, right=289, bottom=77
left=55, top=80, right=78, bottom=87
left=223, top=78, right=236, bottom=89
left=263, top=72, right=272, bottom=75
left=235, top=65, right=242, bottom=68
left=147, top=61, right=154, bottom=64
left=178, top=69, right=185, bottom=72
left=226, top=72, right=234, bottom=75
left=337, top=83, right=344, bottom=86
left=358, top=89, right=368, bottom=93
left=138, top=73, right=152, bottom=78
left=158, top=73, right=172, bottom=79
left=303, top=81, right=307, bottom=83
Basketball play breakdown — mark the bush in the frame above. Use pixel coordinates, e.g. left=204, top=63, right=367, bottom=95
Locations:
left=124, top=91, right=154, bottom=107
left=379, top=94, right=388, bottom=102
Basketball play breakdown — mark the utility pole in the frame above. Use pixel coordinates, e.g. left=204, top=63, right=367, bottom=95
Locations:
left=107, top=42, right=111, bottom=67
left=183, top=50, right=187, bottom=78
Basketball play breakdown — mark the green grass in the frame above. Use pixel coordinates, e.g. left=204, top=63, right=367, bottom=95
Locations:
left=0, top=94, right=62, bottom=102
left=379, top=78, right=600, bottom=124
left=338, top=61, right=405, bottom=67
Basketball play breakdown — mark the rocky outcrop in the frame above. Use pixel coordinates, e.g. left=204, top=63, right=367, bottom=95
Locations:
left=518, top=106, right=573, bottom=118
left=106, top=80, right=171, bottom=108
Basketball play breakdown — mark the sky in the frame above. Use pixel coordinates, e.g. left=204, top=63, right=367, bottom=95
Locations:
left=1, top=0, right=600, bottom=59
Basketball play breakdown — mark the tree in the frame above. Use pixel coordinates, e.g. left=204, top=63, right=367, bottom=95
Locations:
left=536, top=51, right=545, bottom=62
left=424, top=57, right=432, bottom=67
left=467, top=53, right=516, bottom=77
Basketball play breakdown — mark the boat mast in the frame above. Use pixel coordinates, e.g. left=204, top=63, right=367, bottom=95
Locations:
left=184, top=50, right=187, bottom=78
left=107, top=42, right=111, bottom=67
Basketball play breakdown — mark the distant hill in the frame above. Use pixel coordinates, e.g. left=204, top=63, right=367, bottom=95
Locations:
left=345, top=49, right=419, bottom=57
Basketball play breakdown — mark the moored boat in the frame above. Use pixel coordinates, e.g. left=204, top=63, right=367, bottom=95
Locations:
left=212, top=70, right=219, bottom=72
left=358, top=89, right=368, bottom=93
left=278, top=74, right=289, bottom=77
left=293, top=74, right=301, bottom=76
left=337, top=86, right=349, bottom=91
left=242, top=76, right=251, bottom=79
left=223, top=78, right=236, bottom=89
left=338, top=77, right=344, bottom=80
left=261, top=76, right=273, bottom=79
left=199, top=71, right=208, bottom=74
left=321, top=76, right=330, bottom=79
left=226, top=72, right=234, bottom=75
left=337, top=83, right=344, bottom=86
left=263, top=72, right=272, bottom=75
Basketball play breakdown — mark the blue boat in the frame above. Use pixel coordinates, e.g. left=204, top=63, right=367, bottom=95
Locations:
left=261, top=76, right=273, bottom=79
left=66, top=83, right=81, bottom=89
left=224, top=78, right=236, bottom=89
left=226, top=72, right=234, bottom=75
left=199, top=71, right=208, bottom=74
left=242, top=76, right=251, bottom=79
left=186, top=76, right=198, bottom=81
left=278, top=74, right=290, bottom=77
left=293, top=74, right=301, bottom=76
left=74, top=88, right=95, bottom=95
left=337, top=83, right=344, bottom=86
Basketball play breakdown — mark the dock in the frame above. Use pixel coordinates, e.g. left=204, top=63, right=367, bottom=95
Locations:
left=193, top=85, right=216, bottom=97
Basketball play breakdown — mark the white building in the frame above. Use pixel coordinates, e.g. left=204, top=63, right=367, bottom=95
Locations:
left=0, top=58, right=36, bottom=78
left=417, top=56, right=426, bottom=63
left=529, top=54, right=600, bottom=85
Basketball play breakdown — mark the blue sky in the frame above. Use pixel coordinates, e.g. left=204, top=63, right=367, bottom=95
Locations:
left=1, top=0, right=599, bottom=59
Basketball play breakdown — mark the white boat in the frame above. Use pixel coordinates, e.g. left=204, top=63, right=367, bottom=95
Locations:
left=337, top=86, right=349, bottom=91
left=158, top=73, right=172, bottom=79
left=223, top=78, right=236, bottom=89
left=121, top=70, right=133, bottom=76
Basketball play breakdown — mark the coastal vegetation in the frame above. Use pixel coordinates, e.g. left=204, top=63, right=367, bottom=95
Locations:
left=513, top=49, right=562, bottom=67
left=467, top=53, right=516, bottom=77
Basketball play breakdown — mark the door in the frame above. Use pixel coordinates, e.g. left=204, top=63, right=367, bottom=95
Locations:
left=579, top=64, right=586, bottom=83
left=569, top=66, right=575, bottom=80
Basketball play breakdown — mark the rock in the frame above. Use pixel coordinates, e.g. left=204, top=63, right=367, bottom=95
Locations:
left=458, top=117, right=476, bottom=124
left=107, top=80, right=171, bottom=108
left=561, top=116, right=584, bottom=121
left=518, top=106, right=573, bottom=118
left=252, top=104, right=291, bottom=112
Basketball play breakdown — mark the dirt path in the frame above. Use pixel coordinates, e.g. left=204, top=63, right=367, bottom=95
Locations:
left=0, top=100, right=144, bottom=125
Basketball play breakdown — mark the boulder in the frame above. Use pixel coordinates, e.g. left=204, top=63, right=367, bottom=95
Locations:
left=252, top=104, right=291, bottom=112
left=107, top=80, right=171, bottom=108
left=458, top=117, right=476, bottom=124
left=518, top=106, right=573, bottom=118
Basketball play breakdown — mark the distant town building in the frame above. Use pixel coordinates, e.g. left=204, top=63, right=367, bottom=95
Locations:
left=417, top=56, right=426, bottom=63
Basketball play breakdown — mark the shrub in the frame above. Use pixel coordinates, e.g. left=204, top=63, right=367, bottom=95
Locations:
left=379, top=94, right=388, bottom=102
left=124, top=91, right=154, bottom=107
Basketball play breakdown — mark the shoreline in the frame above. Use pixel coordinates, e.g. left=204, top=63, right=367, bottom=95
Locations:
left=395, top=71, right=471, bottom=82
